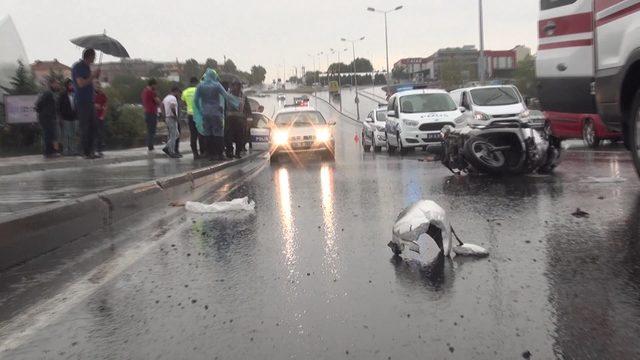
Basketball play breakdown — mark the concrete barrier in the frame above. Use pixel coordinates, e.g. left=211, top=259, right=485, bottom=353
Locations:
left=0, top=151, right=264, bottom=271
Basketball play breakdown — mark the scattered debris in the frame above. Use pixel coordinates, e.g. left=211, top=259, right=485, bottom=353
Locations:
left=453, top=243, right=489, bottom=257
left=572, top=208, right=590, bottom=218
left=580, top=176, right=626, bottom=183
left=522, top=350, right=532, bottom=359
left=185, top=197, right=255, bottom=213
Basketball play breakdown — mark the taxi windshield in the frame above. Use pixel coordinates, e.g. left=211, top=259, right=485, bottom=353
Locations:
left=275, top=111, right=326, bottom=127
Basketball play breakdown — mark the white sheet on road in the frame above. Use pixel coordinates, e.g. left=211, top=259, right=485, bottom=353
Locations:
left=185, top=197, right=255, bottom=213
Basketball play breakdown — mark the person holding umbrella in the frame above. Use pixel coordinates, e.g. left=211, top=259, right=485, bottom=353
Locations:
left=70, top=33, right=129, bottom=158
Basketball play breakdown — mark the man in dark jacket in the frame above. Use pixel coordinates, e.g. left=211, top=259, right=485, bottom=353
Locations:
left=35, top=78, right=61, bottom=157
left=225, top=81, right=252, bottom=158
left=58, top=78, right=77, bottom=156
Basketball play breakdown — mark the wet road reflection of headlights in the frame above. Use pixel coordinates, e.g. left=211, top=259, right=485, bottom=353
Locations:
left=275, top=168, right=297, bottom=272
left=320, top=165, right=338, bottom=274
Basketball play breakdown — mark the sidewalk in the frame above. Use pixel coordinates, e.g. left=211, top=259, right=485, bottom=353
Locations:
left=0, top=147, right=166, bottom=176
left=0, top=148, right=264, bottom=218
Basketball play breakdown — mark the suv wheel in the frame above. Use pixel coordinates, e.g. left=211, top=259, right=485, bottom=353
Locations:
left=631, top=91, right=640, bottom=178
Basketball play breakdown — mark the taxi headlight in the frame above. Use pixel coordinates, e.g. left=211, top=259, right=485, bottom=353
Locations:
left=316, top=128, right=332, bottom=142
left=273, top=130, right=289, bottom=145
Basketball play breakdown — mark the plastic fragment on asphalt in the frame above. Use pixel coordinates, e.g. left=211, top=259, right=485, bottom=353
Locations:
left=392, top=200, right=452, bottom=257
left=185, top=197, right=255, bottom=213
left=579, top=176, right=626, bottom=183
left=453, top=244, right=489, bottom=257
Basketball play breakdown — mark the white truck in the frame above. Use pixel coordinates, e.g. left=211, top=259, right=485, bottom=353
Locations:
left=537, top=0, right=640, bottom=176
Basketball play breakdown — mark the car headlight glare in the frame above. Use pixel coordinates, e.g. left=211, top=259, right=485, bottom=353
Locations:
left=403, top=119, right=419, bottom=127
left=316, top=128, right=331, bottom=142
left=273, top=130, right=289, bottom=145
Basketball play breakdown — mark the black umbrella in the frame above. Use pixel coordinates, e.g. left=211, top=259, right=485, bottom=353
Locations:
left=70, top=33, right=130, bottom=64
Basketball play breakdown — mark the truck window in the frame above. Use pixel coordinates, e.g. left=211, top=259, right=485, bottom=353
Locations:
left=540, top=0, right=577, bottom=11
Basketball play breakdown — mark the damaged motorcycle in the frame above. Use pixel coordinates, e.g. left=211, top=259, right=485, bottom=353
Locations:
left=440, top=111, right=561, bottom=175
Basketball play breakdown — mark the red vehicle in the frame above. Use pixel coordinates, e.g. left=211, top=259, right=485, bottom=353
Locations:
left=536, top=0, right=623, bottom=148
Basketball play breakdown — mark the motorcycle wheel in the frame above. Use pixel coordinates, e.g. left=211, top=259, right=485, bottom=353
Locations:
left=463, top=138, right=506, bottom=174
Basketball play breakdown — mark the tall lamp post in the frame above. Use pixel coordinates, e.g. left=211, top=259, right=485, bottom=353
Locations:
left=367, top=5, right=403, bottom=87
left=478, top=0, right=486, bottom=84
left=341, top=36, right=365, bottom=120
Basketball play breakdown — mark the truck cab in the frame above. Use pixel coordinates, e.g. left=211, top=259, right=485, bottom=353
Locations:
left=537, top=0, right=640, bottom=174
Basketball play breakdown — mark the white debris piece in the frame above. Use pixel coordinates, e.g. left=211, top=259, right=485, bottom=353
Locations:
left=391, top=200, right=452, bottom=257
left=580, top=176, right=626, bottom=183
left=453, top=243, right=489, bottom=257
left=185, top=197, right=255, bottom=213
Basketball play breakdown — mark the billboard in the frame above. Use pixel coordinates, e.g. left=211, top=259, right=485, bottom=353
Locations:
left=3, top=94, right=38, bottom=124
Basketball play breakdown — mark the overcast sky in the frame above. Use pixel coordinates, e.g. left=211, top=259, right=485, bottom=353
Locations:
left=1, top=0, right=539, bottom=81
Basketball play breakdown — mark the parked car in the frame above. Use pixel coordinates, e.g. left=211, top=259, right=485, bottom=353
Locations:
left=270, top=107, right=335, bottom=163
left=385, top=89, right=465, bottom=154
left=249, top=112, right=273, bottom=151
left=362, top=105, right=387, bottom=153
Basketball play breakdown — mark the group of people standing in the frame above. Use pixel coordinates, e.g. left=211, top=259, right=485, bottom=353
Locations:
left=35, top=48, right=108, bottom=159
left=141, top=68, right=252, bottom=161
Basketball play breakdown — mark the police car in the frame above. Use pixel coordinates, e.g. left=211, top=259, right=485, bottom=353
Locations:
left=270, top=107, right=335, bottom=163
left=362, top=104, right=388, bottom=152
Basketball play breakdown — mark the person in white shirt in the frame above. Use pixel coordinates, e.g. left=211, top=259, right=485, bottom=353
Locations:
left=162, top=87, right=182, bottom=158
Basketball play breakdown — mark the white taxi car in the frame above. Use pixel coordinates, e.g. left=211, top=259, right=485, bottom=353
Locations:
left=270, top=107, right=335, bottom=162
left=362, top=105, right=387, bottom=153
left=385, top=89, right=464, bottom=154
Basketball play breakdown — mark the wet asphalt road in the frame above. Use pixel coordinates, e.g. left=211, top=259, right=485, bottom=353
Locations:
left=1, top=92, right=640, bottom=359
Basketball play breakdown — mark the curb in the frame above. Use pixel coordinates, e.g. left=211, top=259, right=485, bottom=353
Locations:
left=0, top=151, right=265, bottom=271
left=311, top=94, right=360, bottom=124
left=0, top=153, right=167, bottom=176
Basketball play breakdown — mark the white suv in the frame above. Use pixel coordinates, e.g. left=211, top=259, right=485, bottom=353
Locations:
left=449, top=85, right=529, bottom=127
left=385, top=89, right=464, bottom=154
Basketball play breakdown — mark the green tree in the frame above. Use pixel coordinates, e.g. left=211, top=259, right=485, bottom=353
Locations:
left=327, top=62, right=349, bottom=74
left=288, top=76, right=301, bottom=84
left=514, top=55, right=537, bottom=98
left=1, top=60, right=38, bottom=95
left=392, top=66, right=411, bottom=81
left=440, top=58, right=465, bottom=90
left=221, top=59, right=237, bottom=74
left=182, top=59, right=201, bottom=82
left=110, top=74, right=147, bottom=104
left=348, top=58, right=374, bottom=73
left=204, top=58, right=219, bottom=71
left=250, top=65, right=267, bottom=85
left=304, top=71, right=320, bottom=86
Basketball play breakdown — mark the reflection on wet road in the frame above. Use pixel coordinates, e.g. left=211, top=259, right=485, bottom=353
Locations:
left=1, top=92, right=640, bottom=359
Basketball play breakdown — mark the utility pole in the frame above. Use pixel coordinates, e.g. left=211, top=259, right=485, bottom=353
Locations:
left=342, top=36, right=365, bottom=121
left=479, top=0, right=486, bottom=84
left=367, top=5, right=403, bottom=87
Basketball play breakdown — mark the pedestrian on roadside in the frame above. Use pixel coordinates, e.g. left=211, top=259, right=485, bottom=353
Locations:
left=94, top=82, right=108, bottom=157
left=72, top=48, right=100, bottom=159
left=35, top=78, right=61, bottom=158
left=181, top=77, right=203, bottom=159
left=141, top=78, right=161, bottom=152
left=225, top=80, right=251, bottom=159
left=162, top=86, right=182, bottom=158
left=57, top=78, right=78, bottom=156
left=193, top=68, right=239, bottom=161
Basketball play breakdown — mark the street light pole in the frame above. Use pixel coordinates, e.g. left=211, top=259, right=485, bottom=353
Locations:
left=342, top=36, right=365, bottom=121
left=478, top=0, right=486, bottom=84
left=367, top=5, right=403, bottom=87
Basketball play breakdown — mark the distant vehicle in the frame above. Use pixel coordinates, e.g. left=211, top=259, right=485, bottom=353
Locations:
left=293, top=96, right=310, bottom=107
left=270, top=107, right=335, bottom=163
left=328, top=81, right=340, bottom=98
left=385, top=89, right=465, bottom=154
left=362, top=105, right=388, bottom=153
left=449, top=85, right=531, bottom=127
left=249, top=112, right=273, bottom=151
left=277, top=94, right=286, bottom=101
left=536, top=0, right=622, bottom=149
